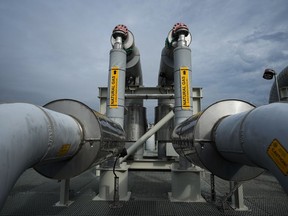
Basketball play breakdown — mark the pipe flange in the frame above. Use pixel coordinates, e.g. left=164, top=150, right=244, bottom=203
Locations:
left=112, top=24, right=128, bottom=40
left=193, top=99, right=265, bottom=181
left=111, top=29, right=134, bottom=50
left=167, top=27, right=192, bottom=47
left=172, top=22, right=189, bottom=37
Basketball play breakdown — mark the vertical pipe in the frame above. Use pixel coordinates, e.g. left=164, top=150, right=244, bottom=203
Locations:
left=106, top=25, right=128, bottom=128
left=172, top=23, right=193, bottom=126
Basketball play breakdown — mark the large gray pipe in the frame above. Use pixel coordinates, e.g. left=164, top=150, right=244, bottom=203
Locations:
left=172, top=23, right=193, bottom=126
left=156, top=23, right=193, bottom=159
left=0, top=103, right=83, bottom=209
left=0, top=100, right=126, bottom=210
left=172, top=100, right=288, bottom=194
left=215, top=102, right=288, bottom=193
left=106, top=25, right=128, bottom=128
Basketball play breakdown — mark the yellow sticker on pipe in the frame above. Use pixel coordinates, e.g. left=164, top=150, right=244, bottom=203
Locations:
left=57, top=144, right=71, bottom=157
left=109, top=66, right=119, bottom=108
left=267, top=139, right=288, bottom=175
left=180, top=67, right=191, bottom=109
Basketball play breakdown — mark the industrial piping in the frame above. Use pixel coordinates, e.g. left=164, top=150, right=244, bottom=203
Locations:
left=0, top=100, right=126, bottom=209
left=106, top=24, right=128, bottom=128
left=0, top=103, right=82, bottom=209
left=214, top=102, right=288, bottom=193
left=172, top=23, right=193, bottom=126
left=155, top=23, right=193, bottom=158
left=172, top=99, right=288, bottom=194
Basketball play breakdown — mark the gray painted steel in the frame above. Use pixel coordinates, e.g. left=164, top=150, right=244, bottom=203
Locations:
left=215, top=102, right=288, bottom=193
left=106, top=48, right=127, bottom=128
left=36, top=99, right=125, bottom=180
left=173, top=38, right=193, bottom=126
left=172, top=100, right=264, bottom=181
left=0, top=103, right=83, bottom=209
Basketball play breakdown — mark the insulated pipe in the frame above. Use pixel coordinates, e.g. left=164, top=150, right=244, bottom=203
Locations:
left=106, top=25, right=128, bottom=128
left=156, top=23, right=193, bottom=160
left=172, top=100, right=265, bottom=181
left=172, top=99, right=288, bottom=194
left=0, top=103, right=83, bottom=209
left=158, top=47, right=174, bottom=87
left=126, top=46, right=143, bottom=87
left=172, top=23, right=193, bottom=126
left=215, top=102, right=288, bottom=193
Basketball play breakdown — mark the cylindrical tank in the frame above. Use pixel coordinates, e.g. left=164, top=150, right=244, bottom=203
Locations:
left=124, top=105, right=147, bottom=142
left=155, top=104, right=174, bottom=142
left=155, top=103, right=174, bottom=158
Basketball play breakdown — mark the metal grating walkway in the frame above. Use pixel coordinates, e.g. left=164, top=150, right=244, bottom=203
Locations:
left=1, top=167, right=288, bottom=216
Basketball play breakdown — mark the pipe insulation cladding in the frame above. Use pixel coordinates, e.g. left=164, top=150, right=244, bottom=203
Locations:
left=0, top=100, right=126, bottom=210
left=172, top=100, right=288, bottom=194
left=0, top=103, right=83, bottom=209
left=215, top=102, right=288, bottom=194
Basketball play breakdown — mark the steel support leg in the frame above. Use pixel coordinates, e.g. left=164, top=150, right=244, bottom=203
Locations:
left=229, top=182, right=248, bottom=211
left=55, top=179, right=73, bottom=207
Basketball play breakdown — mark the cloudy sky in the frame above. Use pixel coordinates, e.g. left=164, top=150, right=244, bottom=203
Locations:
left=0, top=0, right=287, bottom=122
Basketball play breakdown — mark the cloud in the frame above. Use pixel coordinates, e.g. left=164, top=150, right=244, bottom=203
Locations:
left=0, top=0, right=288, bottom=122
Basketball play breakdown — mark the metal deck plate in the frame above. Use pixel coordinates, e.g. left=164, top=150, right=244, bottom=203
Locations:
left=1, top=168, right=288, bottom=215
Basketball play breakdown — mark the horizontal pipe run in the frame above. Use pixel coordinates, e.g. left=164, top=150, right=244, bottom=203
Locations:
left=120, top=110, right=175, bottom=163
left=215, top=102, right=288, bottom=193
left=0, top=103, right=83, bottom=209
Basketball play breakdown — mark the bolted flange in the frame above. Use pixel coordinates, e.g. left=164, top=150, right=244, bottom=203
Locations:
left=112, top=24, right=128, bottom=40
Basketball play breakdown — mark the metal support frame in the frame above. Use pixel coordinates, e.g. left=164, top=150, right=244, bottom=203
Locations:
left=229, top=182, right=248, bottom=211
left=93, top=162, right=131, bottom=201
left=169, top=163, right=205, bottom=202
left=55, top=179, right=73, bottom=207
left=98, top=86, right=202, bottom=115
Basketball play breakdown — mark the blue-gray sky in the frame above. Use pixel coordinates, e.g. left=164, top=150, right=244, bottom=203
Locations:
left=0, top=0, right=287, bottom=121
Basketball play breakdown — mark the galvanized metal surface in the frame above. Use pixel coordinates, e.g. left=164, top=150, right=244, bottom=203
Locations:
left=124, top=106, right=147, bottom=142
left=1, top=169, right=287, bottom=216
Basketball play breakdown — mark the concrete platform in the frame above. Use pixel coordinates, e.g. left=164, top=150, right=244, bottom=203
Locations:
left=1, top=167, right=288, bottom=215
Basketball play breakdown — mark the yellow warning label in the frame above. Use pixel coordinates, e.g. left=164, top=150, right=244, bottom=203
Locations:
left=57, top=144, right=71, bottom=157
left=109, top=66, right=119, bottom=108
left=267, top=139, right=288, bottom=175
left=180, top=67, right=191, bottom=109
